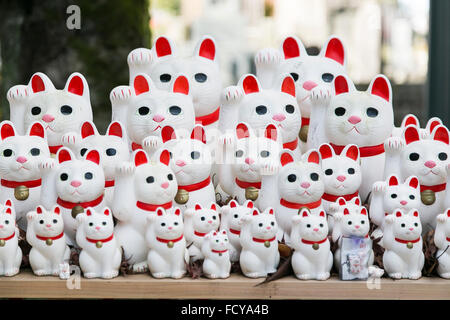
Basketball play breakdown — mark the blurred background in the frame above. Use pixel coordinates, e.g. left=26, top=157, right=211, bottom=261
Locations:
left=0, top=0, right=448, bottom=131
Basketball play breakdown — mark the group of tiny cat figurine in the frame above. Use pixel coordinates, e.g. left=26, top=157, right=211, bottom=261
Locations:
left=0, top=34, right=449, bottom=281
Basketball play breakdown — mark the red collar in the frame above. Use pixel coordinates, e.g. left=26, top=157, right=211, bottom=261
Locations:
left=322, top=191, right=359, bottom=202
left=283, top=138, right=299, bottom=151
left=86, top=234, right=114, bottom=244
left=194, top=230, right=207, bottom=237
left=195, top=107, right=220, bottom=126
left=49, top=145, right=62, bottom=154
left=212, top=249, right=228, bottom=254
left=1, top=178, right=42, bottom=189
left=131, top=142, right=143, bottom=151
left=57, top=194, right=104, bottom=209
left=0, top=231, right=15, bottom=242
left=447, top=237, right=450, bottom=242
left=280, top=198, right=322, bottom=210
left=253, top=236, right=276, bottom=243
left=235, top=178, right=261, bottom=190
left=104, top=180, right=115, bottom=188
left=36, top=232, right=64, bottom=242
left=178, top=176, right=211, bottom=192
left=395, top=237, right=420, bottom=244
left=420, top=183, right=446, bottom=193
left=229, top=228, right=240, bottom=236
left=301, top=237, right=328, bottom=245
left=330, top=143, right=385, bottom=158
left=136, top=200, right=172, bottom=212
left=301, top=117, right=310, bottom=126
left=156, top=234, right=183, bottom=244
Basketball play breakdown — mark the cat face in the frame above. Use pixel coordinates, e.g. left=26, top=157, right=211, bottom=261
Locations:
left=81, top=207, right=114, bottom=239
left=246, top=208, right=277, bottom=239
left=297, top=209, right=328, bottom=241
left=0, top=121, right=50, bottom=181
left=390, top=209, right=422, bottom=240
left=235, top=74, right=301, bottom=143
left=326, top=74, right=394, bottom=146
left=23, top=73, right=93, bottom=147
left=159, top=125, right=211, bottom=185
left=382, top=175, right=421, bottom=213
left=30, top=206, right=64, bottom=237
left=339, top=206, right=370, bottom=238
left=401, top=125, right=449, bottom=186
left=55, top=148, right=105, bottom=203
left=0, top=200, right=15, bottom=238
left=319, top=143, right=361, bottom=195
left=133, top=149, right=177, bottom=204
left=231, top=122, right=282, bottom=182
left=150, top=207, right=183, bottom=239
left=190, top=203, right=220, bottom=234
left=221, top=200, right=253, bottom=231
left=127, top=74, right=195, bottom=144
left=279, top=36, right=346, bottom=118
left=278, top=150, right=324, bottom=203
left=205, top=230, right=229, bottom=252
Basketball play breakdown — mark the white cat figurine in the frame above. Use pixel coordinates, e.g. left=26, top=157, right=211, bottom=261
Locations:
left=0, top=200, right=22, bottom=276
left=201, top=230, right=231, bottom=279
left=434, top=209, right=450, bottom=279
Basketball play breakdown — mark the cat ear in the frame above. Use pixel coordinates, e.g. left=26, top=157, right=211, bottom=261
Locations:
left=432, top=125, right=449, bottom=145
left=159, top=150, right=171, bottom=166
left=368, top=74, right=392, bottom=103
left=395, top=210, right=402, bottom=218
left=447, top=209, right=450, bottom=217
left=229, top=200, right=238, bottom=208
left=426, top=117, right=442, bottom=134
left=222, top=230, right=227, bottom=235
left=28, top=122, right=46, bottom=139
left=103, top=208, right=110, bottom=216
left=81, top=121, right=96, bottom=139
left=174, top=208, right=181, bottom=216
left=85, top=149, right=100, bottom=165
left=5, top=208, right=11, bottom=215
left=301, top=209, right=310, bottom=218
left=57, top=148, right=73, bottom=163
left=161, top=126, right=176, bottom=143
left=319, top=143, right=334, bottom=160
left=30, top=73, right=54, bottom=93
left=343, top=208, right=350, bottom=215
left=65, top=73, right=88, bottom=97
left=172, top=75, right=189, bottom=95
left=319, top=210, right=325, bottom=217
left=0, top=122, right=16, bottom=140
left=196, top=36, right=216, bottom=61
left=343, top=144, right=359, bottom=161
left=210, top=203, right=217, bottom=211
left=36, top=206, right=43, bottom=214
left=5, top=200, right=12, bottom=207
left=388, top=175, right=399, bottom=186
left=252, top=209, right=259, bottom=216
left=245, top=200, right=254, bottom=209
left=334, top=75, right=352, bottom=96
left=321, top=36, right=345, bottom=66
left=354, top=197, right=361, bottom=206
left=134, top=150, right=148, bottom=167
left=402, top=114, right=419, bottom=128
left=54, top=206, right=61, bottom=215
left=86, top=208, right=92, bottom=216
left=307, top=150, right=320, bottom=165
left=154, top=36, right=173, bottom=58
left=280, top=151, right=294, bottom=167
left=361, top=208, right=367, bottom=216
left=282, top=36, right=306, bottom=59
left=236, top=123, right=251, bottom=140
left=133, top=74, right=151, bottom=96
left=337, top=197, right=346, bottom=206
left=403, top=125, right=420, bottom=145
left=406, top=176, right=419, bottom=189
left=156, top=208, right=165, bottom=216
left=280, top=75, right=296, bottom=97
left=241, top=74, right=260, bottom=95
left=264, top=124, right=278, bottom=142
left=412, top=210, right=419, bottom=218
left=191, top=125, right=206, bottom=144
left=107, top=121, right=124, bottom=138
left=195, top=204, right=202, bottom=211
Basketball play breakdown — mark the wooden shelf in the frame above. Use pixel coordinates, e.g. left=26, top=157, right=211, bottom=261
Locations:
left=1, top=270, right=449, bottom=299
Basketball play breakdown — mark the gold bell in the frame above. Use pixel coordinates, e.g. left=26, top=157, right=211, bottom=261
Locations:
left=264, top=240, right=271, bottom=248
left=96, top=241, right=103, bottom=248
left=299, top=125, right=309, bottom=143
left=406, top=242, right=413, bottom=249
left=71, top=205, right=84, bottom=219
left=421, top=190, right=436, bottom=206
left=14, top=185, right=29, bottom=201
left=167, top=241, right=174, bottom=248
left=0, top=240, right=5, bottom=247
left=175, top=189, right=189, bottom=205
left=245, top=187, right=259, bottom=201
left=312, top=243, right=319, bottom=250
left=45, top=239, right=53, bottom=246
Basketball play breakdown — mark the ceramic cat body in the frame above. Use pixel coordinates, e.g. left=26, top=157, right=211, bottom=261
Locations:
left=326, top=74, right=394, bottom=201
left=290, top=209, right=333, bottom=280
left=7, top=72, right=93, bottom=154
left=239, top=208, right=279, bottom=278
left=0, top=121, right=50, bottom=230
left=201, top=230, right=231, bottom=279
left=26, top=206, right=70, bottom=276
left=434, top=209, right=450, bottom=279
left=0, top=200, right=22, bottom=276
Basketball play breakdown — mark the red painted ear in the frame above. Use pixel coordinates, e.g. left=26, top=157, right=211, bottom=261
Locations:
left=31, top=74, right=46, bottom=93
left=324, top=37, right=345, bottom=65
left=173, top=75, right=189, bottom=95
left=388, top=175, right=399, bottom=186
left=103, top=208, right=110, bottom=216
left=174, top=208, right=181, bottom=216
left=269, top=208, right=274, bottom=215
left=447, top=209, right=450, bottom=217
left=36, top=206, right=43, bottom=214
left=302, top=210, right=309, bottom=218
left=354, top=198, right=361, bottom=206
left=1, top=122, right=16, bottom=140
left=236, top=123, right=250, bottom=140
left=155, top=37, right=172, bottom=57
left=86, top=150, right=100, bottom=165
left=242, top=75, right=260, bottom=94
left=161, top=126, right=176, bottom=143
left=86, top=209, right=92, bottom=216
left=264, top=124, right=277, bottom=141
left=5, top=200, right=12, bottom=207
left=191, top=126, right=206, bottom=144
left=107, top=122, right=123, bottom=138
left=280, top=152, right=294, bottom=167
left=345, top=145, right=359, bottom=161
left=195, top=204, right=202, bottom=211
left=403, top=115, right=418, bottom=127
left=198, top=38, right=216, bottom=60
left=67, top=75, right=84, bottom=96
left=338, top=198, right=346, bottom=206
left=404, top=126, right=420, bottom=145
left=281, top=76, right=295, bottom=97
left=54, top=207, right=60, bottom=215
left=428, top=119, right=441, bottom=133
left=282, top=37, right=301, bottom=59
left=210, top=203, right=217, bottom=211
left=343, top=208, right=350, bottom=215
left=413, top=210, right=419, bottom=217
left=334, top=75, right=349, bottom=96
left=156, top=208, right=164, bottom=216
left=370, top=76, right=390, bottom=102
left=229, top=200, right=238, bottom=208
left=252, top=209, right=259, bottom=216
left=5, top=208, right=11, bottom=215
left=133, top=75, right=150, bottom=96
left=246, top=201, right=254, bottom=209
left=213, top=231, right=217, bottom=236
left=395, top=211, right=402, bottom=217
left=433, top=126, right=449, bottom=145
left=159, top=150, right=171, bottom=166
left=361, top=208, right=367, bottom=216
left=319, top=144, right=333, bottom=160
left=319, top=210, right=325, bottom=217
left=222, top=230, right=227, bottom=235
left=81, top=122, right=95, bottom=139
left=307, top=151, right=320, bottom=164
left=58, top=148, right=72, bottom=163
left=29, top=122, right=45, bottom=138
left=408, top=177, right=419, bottom=189
left=134, top=150, right=148, bottom=167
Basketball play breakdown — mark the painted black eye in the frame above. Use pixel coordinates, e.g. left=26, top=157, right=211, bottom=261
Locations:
left=167, top=174, right=173, bottom=181
left=361, top=220, right=365, bottom=224
left=89, top=222, right=93, bottom=227
left=271, top=221, right=275, bottom=226
left=290, top=73, right=299, bottom=82
left=255, top=105, right=267, bottom=115
left=60, top=105, right=72, bottom=115
left=138, top=106, right=150, bottom=115
left=319, top=223, right=324, bottom=227
left=401, top=223, right=405, bottom=228
left=85, top=172, right=93, bottom=180
left=409, top=195, right=415, bottom=200
left=174, top=222, right=179, bottom=226
left=39, top=220, right=44, bottom=224
left=366, top=107, right=379, bottom=118
left=161, top=222, right=166, bottom=227
left=80, top=148, right=87, bottom=156
left=201, top=217, right=205, bottom=221
left=348, top=221, right=352, bottom=225
left=260, top=150, right=270, bottom=158
left=53, top=219, right=57, bottom=224
left=60, top=173, right=68, bottom=181
left=4, top=220, right=9, bottom=225
left=285, top=104, right=295, bottom=114
left=259, top=223, right=263, bottom=227
left=335, top=107, right=346, bottom=116
left=325, top=169, right=333, bottom=175
left=310, top=173, right=319, bottom=181
left=234, top=214, right=238, bottom=219
left=31, top=106, right=41, bottom=115
left=414, top=223, right=418, bottom=227
left=191, top=151, right=200, bottom=159
left=30, top=148, right=40, bottom=156
left=322, top=73, right=334, bottom=82
left=3, top=149, right=13, bottom=157
left=169, top=106, right=182, bottom=115
left=160, top=74, right=171, bottom=83
left=287, top=174, right=296, bottom=182
left=102, top=221, right=107, bottom=226
left=235, top=150, right=244, bottom=158
left=409, top=153, right=419, bottom=161
left=212, top=215, right=217, bottom=220
left=306, top=224, right=311, bottom=228
left=438, top=152, right=448, bottom=161
left=106, top=148, right=116, bottom=156
left=348, top=168, right=355, bottom=174
left=195, top=73, right=207, bottom=83
left=391, top=193, right=397, bottom=199
left=146, top=176, right=154, bottom=183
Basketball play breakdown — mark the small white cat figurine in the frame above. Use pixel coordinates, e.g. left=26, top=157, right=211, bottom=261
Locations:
left=26, top=206, right=70, bottom=276
left=0, top=200, right=22, bottom=276
left=76, top=207, right=121, bottom=278
left=434, top=209, right=450, bottom=279
left=201, top=230, right=231, bottom=279
left=290, top=209, right=333, bottom=280
left=382, top=209, right=424, bottom=280
left=239, top=207, right=279, bottom=278
left=145, top=207, right=187, bottom=279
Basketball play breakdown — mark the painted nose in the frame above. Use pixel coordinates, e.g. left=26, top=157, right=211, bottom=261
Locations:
left=208, top=220, right=213, bottom=224
left=337, top=175, right=346, bottom=182
left=272, top=114, right=286, bottom=122
left=424, top=161, right=436, bottom=168
left=161, top=182, right=169, bottom=189
left=95, top=226, right=101, bottom=231
left=46, top=224, right=51, bottom=228
left=176, top=160, right=186, bottom=167
left=168, top=226, right=173, bottom=230
left=70, top=180, right=82, bottom=187
left=153, top=115, right=165, bottom=123
left=0, top=225, right=3, bottom=229
left=303, top=81, right=317, bottom=91
left=409, top=227, right=414, bottom=231
left=348, top=116, right=361, bottom=124
left=400, top=200, right=408, bottom=206
left=355, top=225, right=360, bottom=229
left=266, top=226, right=271, bottom=230
left=16, top=156, right=27, bottom=164
left=245, top=157, right=254, bottom=165
left=301, top=182, right=310, bottom=189
left=313, top=228, right=319, bottom=232
left=42, top=114, right=55, bottom=123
